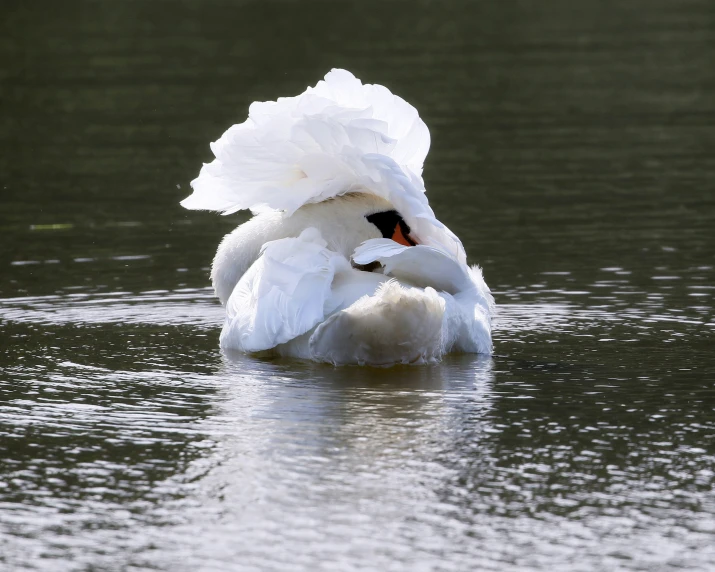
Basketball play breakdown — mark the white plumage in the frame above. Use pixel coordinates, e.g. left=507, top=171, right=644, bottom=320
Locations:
left=182, top=69, right=493, bottom=365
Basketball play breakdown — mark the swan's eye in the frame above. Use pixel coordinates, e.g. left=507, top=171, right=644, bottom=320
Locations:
left=365, top=210, right=417, bottom=246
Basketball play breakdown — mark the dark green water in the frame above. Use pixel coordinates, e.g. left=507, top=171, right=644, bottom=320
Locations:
left=1, top=0, right=714, bottom=570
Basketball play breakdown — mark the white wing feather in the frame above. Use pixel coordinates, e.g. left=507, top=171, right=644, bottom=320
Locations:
left=352, top=238, right=494, bottom=355
left=181, top=69, right=467, bottom=263
left=220, top=228, right=351, bottom=352
left=352, top=239, right=472, bottom=295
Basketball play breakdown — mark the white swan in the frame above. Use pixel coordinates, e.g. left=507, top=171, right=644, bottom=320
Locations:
left=181, top=69, right=493, bottom=365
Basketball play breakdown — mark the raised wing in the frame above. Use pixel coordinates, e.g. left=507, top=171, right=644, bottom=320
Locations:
left=220, top=228, right=351, bottom=352
left=352, top=239, right=473, bottom=295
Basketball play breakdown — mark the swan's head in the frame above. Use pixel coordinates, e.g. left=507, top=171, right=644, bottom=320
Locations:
left=211, top=192, right=418, bottom=304
left=364, top=210, right=417, bottom=247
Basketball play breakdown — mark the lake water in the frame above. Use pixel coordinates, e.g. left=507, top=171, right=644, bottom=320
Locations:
left=1, top=0, right=714, bottom=570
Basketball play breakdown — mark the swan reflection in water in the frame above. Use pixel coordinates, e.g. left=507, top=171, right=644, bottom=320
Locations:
left=144, top=354, right=496, bottom=569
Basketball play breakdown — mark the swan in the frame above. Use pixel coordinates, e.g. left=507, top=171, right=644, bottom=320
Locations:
left=181, top=69, right=493, bottom=365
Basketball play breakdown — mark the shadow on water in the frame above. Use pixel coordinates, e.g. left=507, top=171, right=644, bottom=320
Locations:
left=224, top=349, right=495, bottom=388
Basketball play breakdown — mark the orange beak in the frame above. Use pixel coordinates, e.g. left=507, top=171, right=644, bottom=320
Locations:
left=392, top=223, right=417, bottom=247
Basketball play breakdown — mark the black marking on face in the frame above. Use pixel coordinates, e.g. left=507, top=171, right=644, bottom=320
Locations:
left=365, top=210, right=417, bottom=246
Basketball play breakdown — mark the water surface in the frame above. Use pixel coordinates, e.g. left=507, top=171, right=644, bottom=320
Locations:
left=1, top=0, right=714, bottom=570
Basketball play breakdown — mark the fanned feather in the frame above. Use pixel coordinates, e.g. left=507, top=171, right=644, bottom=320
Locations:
left=181, top=69, right=466, bottom=262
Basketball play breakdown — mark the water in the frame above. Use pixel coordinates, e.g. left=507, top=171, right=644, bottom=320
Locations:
left=1, top=0, right=714, bottom=570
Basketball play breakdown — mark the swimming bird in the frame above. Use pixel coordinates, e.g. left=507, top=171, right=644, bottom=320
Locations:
left=181, top=69, right=493, bottom=365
